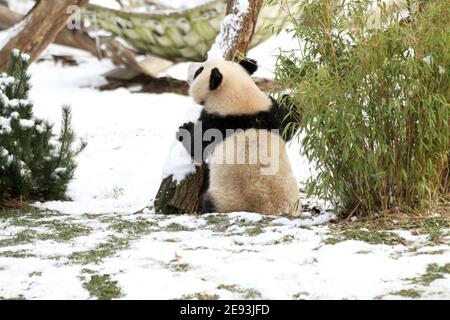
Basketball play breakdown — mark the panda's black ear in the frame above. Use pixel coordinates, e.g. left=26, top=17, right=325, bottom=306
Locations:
left=209, top=67, right=223, bottom=90
left=239, top=58, right=258, bottom=75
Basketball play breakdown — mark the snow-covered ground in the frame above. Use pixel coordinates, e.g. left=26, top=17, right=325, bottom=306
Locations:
left=0, top=6, right=449, bottom=299
left=1, top=207, right=449, bottom=300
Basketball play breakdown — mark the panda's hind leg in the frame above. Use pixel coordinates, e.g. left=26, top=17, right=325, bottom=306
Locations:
left=201, top=192, right=216, bottom=214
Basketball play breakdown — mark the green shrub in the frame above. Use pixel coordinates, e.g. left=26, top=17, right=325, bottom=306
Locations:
left=0, top=50, right=86, bottom=203
left=274, top=0, right=449, bottom=216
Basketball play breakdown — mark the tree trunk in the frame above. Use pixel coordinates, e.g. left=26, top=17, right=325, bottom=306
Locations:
left=154, top=163, right=209, bottom=215
left=224, top=0, right=264, bottom=60
left=154, top=0, right=264, bottom=215
left=0, top=0, right=89, bottom=71
left=0, top=5, right=104, bottom=58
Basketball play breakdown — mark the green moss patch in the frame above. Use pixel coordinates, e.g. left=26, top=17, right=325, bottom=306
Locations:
left=169, top=263, right=192, bottom=272
left=324, top=229, right=405, bottom=245
left=162, top=223, right=193, bottom=232
left=178, top=292, right=220, bottom=300
left=0, top=250, right=37, bottom=258
left=217, top=284, right=261, bottom=299
left=82, top=274, right=122, bottom=300
left=411, top=263, right=450, bottom=286
left=0, top=206, right=92, bottom=248
left=245, top=226, right=264, bottom=237
left=68, top=236, right=129, bottom=265
left=390, top=289, right=422, bottom=298
left=423, top=218, right=449, bottom=242
left=292, top=292, right=310, bottom=300
left=205, top=214, right=231, bottom=232
left=109, top=218, right=155, bottom=236
left=273, top=235, right=295, bottom=244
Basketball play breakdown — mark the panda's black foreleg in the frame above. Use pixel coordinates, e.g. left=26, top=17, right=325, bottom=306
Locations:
left=200, top=165, right=216, bottom=214
left=176, top=121, right=196, bottom=160
left=201, top=193, right=216, bottom=214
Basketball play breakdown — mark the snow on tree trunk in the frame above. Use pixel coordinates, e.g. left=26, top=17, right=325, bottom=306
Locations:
left=154, top=0, right=264, bottom=215
left=0, top=0, right=89, bottom=71
left=209, top=0, right=263, bottom=61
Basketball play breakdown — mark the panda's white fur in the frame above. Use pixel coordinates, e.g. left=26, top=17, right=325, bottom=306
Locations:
left=188, top=60, right=271, bottom=116
left=186, top=59, right=301, bottom=216
left=208, top=129, right=300, bottom=216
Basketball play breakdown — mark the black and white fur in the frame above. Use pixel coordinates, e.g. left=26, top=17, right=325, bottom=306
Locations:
left=178, top=59, right=300, bottom=216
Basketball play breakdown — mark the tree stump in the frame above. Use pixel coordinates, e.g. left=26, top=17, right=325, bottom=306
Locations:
left=154, top=163, right=209, bottom=214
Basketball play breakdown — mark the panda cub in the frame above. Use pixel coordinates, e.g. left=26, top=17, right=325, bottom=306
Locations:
left=178, top=59, right=300, bottom=216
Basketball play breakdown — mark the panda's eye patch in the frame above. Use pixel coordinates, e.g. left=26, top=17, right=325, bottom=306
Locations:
left=193, top=67, right=204, bottom=80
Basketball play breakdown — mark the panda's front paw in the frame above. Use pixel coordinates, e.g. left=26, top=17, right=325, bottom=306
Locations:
left=176, top=121, right=195, bottom=141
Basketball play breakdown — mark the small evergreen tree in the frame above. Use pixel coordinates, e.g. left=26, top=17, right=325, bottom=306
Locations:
left=274, top=0, right=449, bottom=216
left=0, top=50, right=86, bottom=203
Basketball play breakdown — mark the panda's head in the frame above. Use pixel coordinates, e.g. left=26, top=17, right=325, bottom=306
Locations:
left=187, top=59, right=271, bottom=116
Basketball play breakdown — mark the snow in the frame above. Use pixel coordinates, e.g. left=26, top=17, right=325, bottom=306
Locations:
left=0, top=16, right=31, bottom=49
left=161, top=103, right=201, bottom=182
left=4, top=0, right=34, bottom=15
left=229, top=212, right=263, bottom=223
left=1, top=208, right=448, bottom=299
left=161, top=141, right=197, bottom=182
left=423, top=55, right=433, bottom=65
left=18, top=119, right=34, bottom=128
left=0, top=148, right=8, bottom=157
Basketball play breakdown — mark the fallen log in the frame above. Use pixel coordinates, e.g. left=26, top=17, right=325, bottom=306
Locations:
left=99, top=69, right=273, bottom=95
left=105, top=40, right=173, bottom=77
left=0, top=5, right=175, bottom=75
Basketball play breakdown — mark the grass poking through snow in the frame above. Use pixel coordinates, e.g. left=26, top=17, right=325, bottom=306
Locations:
left=82, top=274, right=122, bottom=300
left=324, top=229, right=405, bottom=245
left=217, top=284, right=262, bottom=299
left=177, top=292, right=220, bottom=300
left=411, top=263, right=450, bottom=286
left=390, top=289, right=422, bottom=298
